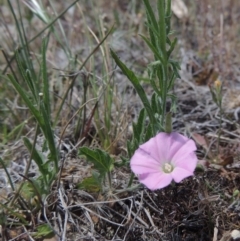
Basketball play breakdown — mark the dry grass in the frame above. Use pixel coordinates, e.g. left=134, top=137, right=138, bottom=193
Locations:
left=0, top=0, right=240, bottom=240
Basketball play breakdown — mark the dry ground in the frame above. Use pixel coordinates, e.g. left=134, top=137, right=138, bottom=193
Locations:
left=1, top=0, right=240, bottom=240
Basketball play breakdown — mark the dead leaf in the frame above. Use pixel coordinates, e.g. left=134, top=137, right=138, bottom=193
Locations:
left=90, top=213, right=99, bottom=224
left=215, top=153, right=234, bottom=167
left=171, top=0, right=188, bottom=19
left=192, top=132, right=209, bottom=150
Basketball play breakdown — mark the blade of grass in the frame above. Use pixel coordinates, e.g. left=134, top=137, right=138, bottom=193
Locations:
left=57, top=97, right=97, bottom=149
left=0, top=203, right=28, bottom=225
left=23, top=137, right=48, bottom=187
left=7, top=74, right=44, bottom=127
left=8, top=72, right=59, bottom=173
left=53, top=25, right=114, bottom=125
left=0, top=157, right=15, bottom=191
left=110, top=49, right=157, bottom=132
left=41, top=36, right=51, bottom=118
left=2, top=0, right=81, bottom=75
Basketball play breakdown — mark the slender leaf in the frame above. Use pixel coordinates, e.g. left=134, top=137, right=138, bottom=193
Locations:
left=167, top=37, right=177, bottom=58
left=0, top=157, right=15, bottom=191
left=139, top=34, right=164, bottom=64
left=145, top=123, right=153, bottom=141
left=39, top=102, right=59, bottom=172
left=111, top=49, right=157, bottom=128
left=23, top=137, right=48, bottom=186
left=3, top=0, right=80, bottom=75
left=41, top=36, right=51, bottom=117
left=8, top=73, right=59, bottom=174
left=145, top=14, right=157, bottom=57
left=142, top=0, right=158, bottom=30
left=151, top=92, right=161, bottom=114
left=132, top=108, right=146, bottom=142
left=7, top=74, right=45, bottom=127
left=15, top=52, right=36, bottom=99
left=0, top=203, right=28, bottom=225
left=165, top=0, right=172, bottom=35
left=157, top=0, right=167, bottom=59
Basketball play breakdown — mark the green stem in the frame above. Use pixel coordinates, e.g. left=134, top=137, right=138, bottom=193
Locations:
left=107, top=172, right=112, bottom=191
left=157, top=0, right=168, bottom=128
left=217, top=100, right=223, bottom=154
left=127, top=173, right=134, bottom=188
left=158, top=0, right=167, bottom=58
left=115, top=184, right=141, bottom=195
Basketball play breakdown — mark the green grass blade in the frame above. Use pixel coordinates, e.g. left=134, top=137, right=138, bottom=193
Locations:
left=142, top=0, right=158, bottom=30
left=23, top=137, right=48, bottom=186
left=2, top=0, right=80, bottom=75
left=7, top=0, right=25, bottom=51
left=7, top=0, right=37, bottom=81
left=8, top=74, right=58, bottom=170
left=111, top=49, right=157, bottom=129
left=41, top=36, right=51, bottom=117
left=142, top=0, right=159, bottom=58
left=0, top=203, right=28, bottom=225
left=7, top=74, right=44, bottom=127
left=0, top=157, right=15, bottom=191
left=39, top=102, right=59, bottom=173
left=15, top=51, right=38, bottom=101
left=132, top=108, right=146, bottom=142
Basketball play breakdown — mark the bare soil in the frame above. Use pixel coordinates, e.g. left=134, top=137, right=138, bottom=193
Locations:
left=1, top=1, right=240, bottom=240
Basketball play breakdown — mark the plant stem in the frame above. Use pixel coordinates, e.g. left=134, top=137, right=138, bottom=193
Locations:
left=158, top=0, right=168, bottom=127
left=107, top=172, right=112, bottom=191
left=127, top=173, right=134, bottom=188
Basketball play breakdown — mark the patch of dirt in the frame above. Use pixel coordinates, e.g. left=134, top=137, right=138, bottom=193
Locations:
left=1, top=1, right=240, bottom=240
left=37, top=169, right=240, bottom=241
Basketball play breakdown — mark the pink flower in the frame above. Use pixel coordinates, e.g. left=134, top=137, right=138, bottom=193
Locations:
left=130, top=132, right=198, bottom=190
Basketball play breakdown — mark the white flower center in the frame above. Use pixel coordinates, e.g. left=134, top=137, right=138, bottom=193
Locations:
left=163, top=163, right=173, bottom=173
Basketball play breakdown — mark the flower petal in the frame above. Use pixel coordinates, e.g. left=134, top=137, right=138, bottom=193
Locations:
left=155, top=132, right=190, bottom=161
left=172, top=152, right=198, bottom=173
left=138, top=134, right=163, bottom=163
left=154, top=132, right=172, bottom=162
left=171, top=166, right=194, bottom=183
left=131, top=132, right=198, bottom=190
left=171, top=140, right=198, bottom=172
left=139, top=172, right=173, bottom=190
left=172, top=138, right=196, bottom=159
left=163, top=132, right=190, bottom=158
left=130, top=148, right=160, bottom=174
